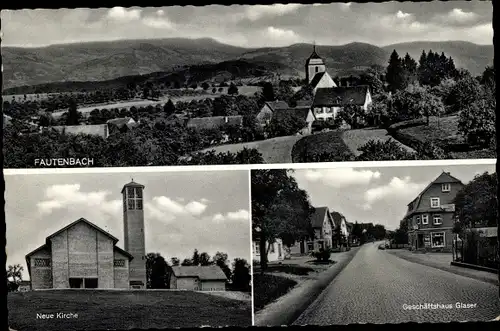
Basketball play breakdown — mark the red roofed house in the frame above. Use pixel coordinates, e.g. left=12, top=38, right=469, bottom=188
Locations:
left=405, top=172, right=464, bottom=252
left=170, top=266, right=228, bottom=291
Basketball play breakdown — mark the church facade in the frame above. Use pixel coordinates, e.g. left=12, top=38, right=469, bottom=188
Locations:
left=26, top=181, right=147, bottom=290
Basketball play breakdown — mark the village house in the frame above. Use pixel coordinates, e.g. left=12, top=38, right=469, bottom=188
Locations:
left=26, top=181, right=147, bottom=290
left=405, top=172, right=464, bottom=252
left=170, top=266, right=227, bottom=291
left=331, top=211, right=349, bottom=250
left=312, top=85, right=372, bottom=122
left=273, top=107, right=316, bottom=135
left=252, top=237, right=284, bottom=263
left=106, top=117, right=138, bottom=133
left=290, top=207, right=335, bottom=255
left=256, top=101, right=289, bottom=126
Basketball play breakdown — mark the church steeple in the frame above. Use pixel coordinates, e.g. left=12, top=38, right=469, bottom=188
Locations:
left=305, top=41, right=326, bottom=83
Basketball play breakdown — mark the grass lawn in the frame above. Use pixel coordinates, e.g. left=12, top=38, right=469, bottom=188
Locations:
left=291, top=130, right=355, bottom=162
left=253, top=274, right=297, bottom=312
left=201, top=135, right=302, bottom=163
left=395, top=115, right=495, bottom=159
left=254, top=264, right=315, bottom=276
left=8, top=290, right=252, bottom=330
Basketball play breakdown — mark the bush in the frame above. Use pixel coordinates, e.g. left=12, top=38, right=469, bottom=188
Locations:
left=356, top=139, right=417, bottom=161
left=253, top=273, right=297, bottom=311
left=311, top=248, right=331, bottom=262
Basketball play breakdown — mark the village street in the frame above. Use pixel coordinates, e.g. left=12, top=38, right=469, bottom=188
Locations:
left=293, top=242, right=500, bottom=325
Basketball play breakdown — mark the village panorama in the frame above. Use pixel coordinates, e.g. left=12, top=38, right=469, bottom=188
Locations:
left=2, top=2, right=495, bottom=167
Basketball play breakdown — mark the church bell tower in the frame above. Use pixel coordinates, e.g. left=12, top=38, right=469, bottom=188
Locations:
left=305, top=42, right=326, bottom=83
left=122, top=180, right=147, bottom=289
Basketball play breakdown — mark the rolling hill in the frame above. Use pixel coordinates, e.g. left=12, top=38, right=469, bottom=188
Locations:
left=2, top=38, right=493, bottom=91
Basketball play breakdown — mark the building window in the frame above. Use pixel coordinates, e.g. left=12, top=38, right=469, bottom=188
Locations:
left=430, top=197, right=440, bottom=208
left=431, top=232, right=445, bottom=248
left=314, top=108, right=323, bottom=114
left=34, top=258, right=51, bottom=267
left=307, top=242, right=314, bottom=251
left=415, top=216, right=420, bottom=224
left=315, top=66, right=319, bottom=73
left=270, top=243, right=275, bottom=253
left=441, top=183, right=451, bottom=192
left=422, top=214, right=429, bottom=225
left=126, top=187, right=143, bottom=211
left=433, top=214, right=442, bottom=225
left=254, top=242, right=260, bottom=255
left=114, top=259, right=125, bottom=267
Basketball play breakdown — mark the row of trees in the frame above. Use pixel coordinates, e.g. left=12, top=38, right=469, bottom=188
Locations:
left=146, top=249, right=251, bottom=292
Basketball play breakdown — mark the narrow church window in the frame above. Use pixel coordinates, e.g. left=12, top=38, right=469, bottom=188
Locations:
left=127, top=187, right=135, bottom=198
left=136, top=199, right=143, bottom=210
left=135, top=188, right=143, bottom=198
left=128, top=199, right=135, bottom=210
left=315, top=66, right=319, bottom=73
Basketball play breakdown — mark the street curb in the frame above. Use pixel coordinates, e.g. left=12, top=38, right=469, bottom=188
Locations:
left=387, top=251, right=498, bottom=286
left=254, top=247, right=359, bottom=327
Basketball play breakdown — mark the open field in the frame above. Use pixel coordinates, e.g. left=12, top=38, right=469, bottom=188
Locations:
left=8, top=290, right=252, bottom=331
left=201, top=135, right=302, bottom=163
left=292, top=130, right=354, bottom=162
left=393, top=115, right=495, bottom=159
left=341, top=128, right=416, bottom=156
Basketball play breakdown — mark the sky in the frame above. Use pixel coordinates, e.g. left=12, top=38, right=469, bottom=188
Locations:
left=291, top=163, right=496, bottom=231
left=0, top=1, right=493, bottom=48
left=5, top=170, right=251, bottom=279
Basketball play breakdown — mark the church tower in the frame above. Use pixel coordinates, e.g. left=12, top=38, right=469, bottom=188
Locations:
left=122, top=180, right=147, bottom=289
left=305, top=43, right=326, bottom=83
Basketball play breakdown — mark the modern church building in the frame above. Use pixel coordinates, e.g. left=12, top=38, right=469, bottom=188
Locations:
left=26, top=181, right=147, bottom=290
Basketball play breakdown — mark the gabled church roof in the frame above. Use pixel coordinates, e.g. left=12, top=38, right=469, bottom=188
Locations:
left=44, top=217, right=120, bottom=244
left=309, top=72, right=326, bottom=89
left=313, top=86, right=370, bottom=107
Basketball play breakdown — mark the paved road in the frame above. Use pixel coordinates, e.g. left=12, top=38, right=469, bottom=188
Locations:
left=293, top=242, right=499, bottom=325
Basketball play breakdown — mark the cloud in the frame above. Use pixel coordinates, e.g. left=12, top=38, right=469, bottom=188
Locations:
left=106, top=7, right=142, bottom=21
left=156, top=9, right=164, bottom=16
left=212, top=209, right=249, bottom=223
left=142, top=17, right=175, bottom=29
left=37, top=184, right=119, bottom=216
left=244, top=4, right=303, bottom=21
left=303, top=168, right=381, bottom=188
left=266, top=26, right=298, bottom=40
left=438, top=8, right=479, bottom=24
left=396, top=10, right=412, bottom=19
left=363, top=176, right=425, bottom=210
left=147, top=197, right=207, bottom=222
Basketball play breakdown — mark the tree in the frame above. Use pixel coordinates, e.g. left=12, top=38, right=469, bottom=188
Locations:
left=7, top=264, right=24, bottom=284
left=38, top=112, right=54, bottom=126
left=251, top=169, right=314, bottom=270
left=267, top=112, right=307, bottom=137
left=453, top=172, right=497, bottom=233
left=181, top=258, right=193, bottom=266
left=401, top=53, right=418, bottom=87
left=231, top=258, right=251, bottom=292
left=337, top=103, right=366, bottom=129
left=359, top=68, right=384, bottom=96
left=457, top=98, right=496, bottom=148
left=199, top=252, right=212, bottom=266
left=146, top=253, right=172, bottom=289
left=170, top=257, right=180, bottom=266
left=192, top=249, right=200, bottom=266
left=228, top=83, right=239, bottom=95
left=65, top=98, right=81, bottom=125
left=410, top=87, right=445, bottom=125
left=386, top=50, right=405, bottom=92
left=201, top=82, right=210, bottom=90
left=262, top=82, right=276, bottom=101
left=213, top=251, right=232, bottom=280
left=448, top=70, right=482, bottom=114
left=164, top=99, right=176, bottom=116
